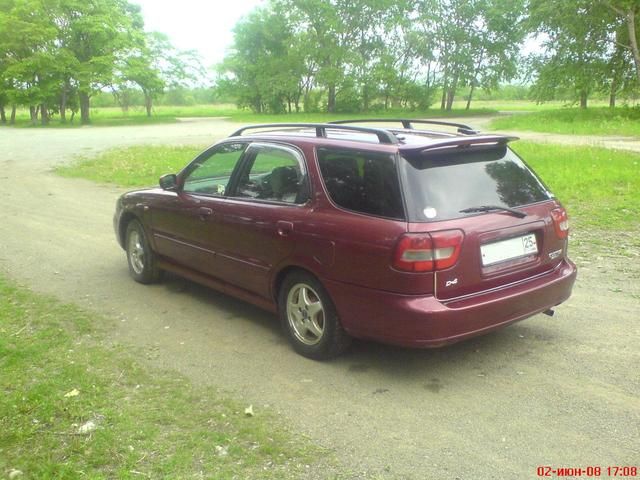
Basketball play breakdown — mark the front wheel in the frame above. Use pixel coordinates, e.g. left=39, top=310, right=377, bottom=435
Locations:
left=278, top=272, right=351, bottom=360
left=125, top=219, right=162, bottom=284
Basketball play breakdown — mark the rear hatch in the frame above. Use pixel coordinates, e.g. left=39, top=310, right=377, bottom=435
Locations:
left=397, top=140, right=569, bottom=300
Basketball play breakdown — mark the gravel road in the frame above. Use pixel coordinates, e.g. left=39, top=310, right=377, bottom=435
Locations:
left=1, top=119, right=638, bottom=479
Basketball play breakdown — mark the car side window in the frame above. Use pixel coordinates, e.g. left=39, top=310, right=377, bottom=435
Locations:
left=236, top=145, right=307, bottom=204
left=183, top=142, right=247, bottom=196
left=317, top=147, right=405, bottom=220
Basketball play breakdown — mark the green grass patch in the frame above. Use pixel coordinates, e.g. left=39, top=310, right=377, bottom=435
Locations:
left=0, top=275, right=331, bottom=479
left=490, top=107, right=640, bottom=136
left=2, top=105, right=240, bottom=128
left=512, top=141, right=640, bottom=231
left=56, top=145, right=205, bottom=187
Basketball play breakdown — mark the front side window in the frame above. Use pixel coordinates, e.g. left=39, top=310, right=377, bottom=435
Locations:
left=236, top=145, right=307, bottom=204
left=317, top=147, right=405, bottom=219
left=183, top=142, right=247, bottom=195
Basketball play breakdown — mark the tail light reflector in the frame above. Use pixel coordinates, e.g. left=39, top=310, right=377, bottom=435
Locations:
left=393, top=230, right=464, bottom=272
left=550, top=208, right=569, bottom=239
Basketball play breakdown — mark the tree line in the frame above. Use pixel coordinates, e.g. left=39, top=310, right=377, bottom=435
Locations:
left=1, top=0, right=639, bottom=123
left=217, top=0, right=640, bottom=113
left=0, top=0, right=203, bottom=125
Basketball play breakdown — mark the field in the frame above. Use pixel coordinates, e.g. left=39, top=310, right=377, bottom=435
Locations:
left=4, top=104, right=239, bottom=127
left=5, top=103, right=499, bottom=127
left=6, top=101, right=640, bottom=138
left=490, top=106, right=640, bottom=136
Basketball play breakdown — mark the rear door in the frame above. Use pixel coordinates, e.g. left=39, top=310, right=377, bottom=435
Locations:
left=400, top=145, right=568, bottom=299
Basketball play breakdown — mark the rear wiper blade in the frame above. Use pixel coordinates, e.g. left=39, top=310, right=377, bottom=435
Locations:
left=459, top=205, right=526, bottom=218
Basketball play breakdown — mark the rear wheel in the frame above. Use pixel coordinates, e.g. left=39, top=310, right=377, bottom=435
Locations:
left=125, top=219, right=162, bottom=284
left=278, top=271, right=351, bottom=360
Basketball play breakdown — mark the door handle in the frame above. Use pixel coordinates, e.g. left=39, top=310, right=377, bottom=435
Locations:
left=198, top=207, right=213, bottom=219
left=277, top=221, right=294, bottom=237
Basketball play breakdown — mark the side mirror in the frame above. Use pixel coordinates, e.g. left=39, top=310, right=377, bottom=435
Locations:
left=159, top=173, right=177, bottom=190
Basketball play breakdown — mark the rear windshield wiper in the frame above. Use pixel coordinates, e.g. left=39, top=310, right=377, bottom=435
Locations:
left=459, top=205, right=526, bottom=218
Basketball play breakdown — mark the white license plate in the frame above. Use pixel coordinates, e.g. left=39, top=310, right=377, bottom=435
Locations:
left=481, top=233, right=538, bottom=266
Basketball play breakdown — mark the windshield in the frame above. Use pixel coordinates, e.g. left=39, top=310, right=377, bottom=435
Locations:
left=400, top=146, right=552, bottom=222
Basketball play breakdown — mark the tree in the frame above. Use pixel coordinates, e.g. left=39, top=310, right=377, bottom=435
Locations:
left=529, top=0, right=639, bottom=108
left=603, top=0, right=640, bottom=84
left=0, top=0, right=62, bottom=124
left=414, top=0, right=526, bottom=111
left=118, top=32, right=203, bottom=116
left=218, top=5, right=305, bottom=113
left=58, top=0, right=145, bottom=124
left=273, top=0, right=365, bottom=113
left=0, top=0, right=206, bottom=124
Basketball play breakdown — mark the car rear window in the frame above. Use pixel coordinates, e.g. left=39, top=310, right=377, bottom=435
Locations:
left=400, top=146, right=552, bottom=222
left=317, top=147, right=405, bottom=220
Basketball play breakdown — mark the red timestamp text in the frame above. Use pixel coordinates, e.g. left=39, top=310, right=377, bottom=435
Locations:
left=536, top=466, right=638, bottom=477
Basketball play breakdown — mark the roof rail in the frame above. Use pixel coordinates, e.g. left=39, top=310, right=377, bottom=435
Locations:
left=229, top=123, right=398, bottom=145
left=328, top=118, right=479, bottom=135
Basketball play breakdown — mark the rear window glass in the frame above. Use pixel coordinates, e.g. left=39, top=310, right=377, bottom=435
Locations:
left=317, top=147, right=405, bottom=220
left=401, top=146, right=552, bottom=222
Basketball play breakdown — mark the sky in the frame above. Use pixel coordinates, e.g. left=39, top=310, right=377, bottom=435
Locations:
left=132, top=0, right=265, bottom=68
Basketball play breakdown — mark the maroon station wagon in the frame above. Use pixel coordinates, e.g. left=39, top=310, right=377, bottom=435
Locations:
left=114, top=119, right=577, bottom=359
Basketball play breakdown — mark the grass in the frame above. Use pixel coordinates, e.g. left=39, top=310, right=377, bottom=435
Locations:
left=513, top=141, right=640, bottom=231
left=0, top=274, right=331, bottom=479
left=4, top=104, right=240, bottom=128
left=56, top=145, right=205, bottom=187
left=490, top=106, right=640, bottom=136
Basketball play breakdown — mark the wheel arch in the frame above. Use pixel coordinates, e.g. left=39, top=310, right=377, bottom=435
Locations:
left=272, top=265, right=319, bottom=305
left=118, top=212, right=139, bottom=247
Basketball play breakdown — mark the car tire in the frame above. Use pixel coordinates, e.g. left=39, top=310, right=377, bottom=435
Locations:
left=125, top=219, right=163, bottom=284
left=278, top=271, right=351, bottom=360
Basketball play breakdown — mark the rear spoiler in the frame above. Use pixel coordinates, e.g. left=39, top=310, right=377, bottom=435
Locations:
left=400, top=135, right=519, bottom=155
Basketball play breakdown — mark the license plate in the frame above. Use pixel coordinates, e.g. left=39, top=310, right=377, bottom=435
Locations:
left=481, top=233, right=538, bottom=266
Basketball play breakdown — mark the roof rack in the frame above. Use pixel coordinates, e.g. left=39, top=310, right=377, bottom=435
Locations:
left=328, top=118, right=479, bottom=135
left=229, top=123, right=398, bottom=145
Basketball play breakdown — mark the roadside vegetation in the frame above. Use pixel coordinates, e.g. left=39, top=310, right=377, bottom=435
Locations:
left=491, top=107, right=640, bottom=137
left=0, top=275, right=331, bottom=479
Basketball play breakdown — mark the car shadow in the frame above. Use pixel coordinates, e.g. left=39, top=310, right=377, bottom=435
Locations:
left=158, top=272, right=553, bottom=379
left=160, top=272, right=282, bottom=333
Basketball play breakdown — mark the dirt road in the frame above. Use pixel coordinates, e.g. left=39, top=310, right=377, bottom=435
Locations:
left=1, top=120, right=638, bottom=479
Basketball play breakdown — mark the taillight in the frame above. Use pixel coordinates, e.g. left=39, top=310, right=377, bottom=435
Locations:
left=551, top=208, right=569, bottom=239
left=393, top=230, right=464, bottom=272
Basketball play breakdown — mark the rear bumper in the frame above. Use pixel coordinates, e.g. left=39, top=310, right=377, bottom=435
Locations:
left=324, top=259, right=577, bottom=348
